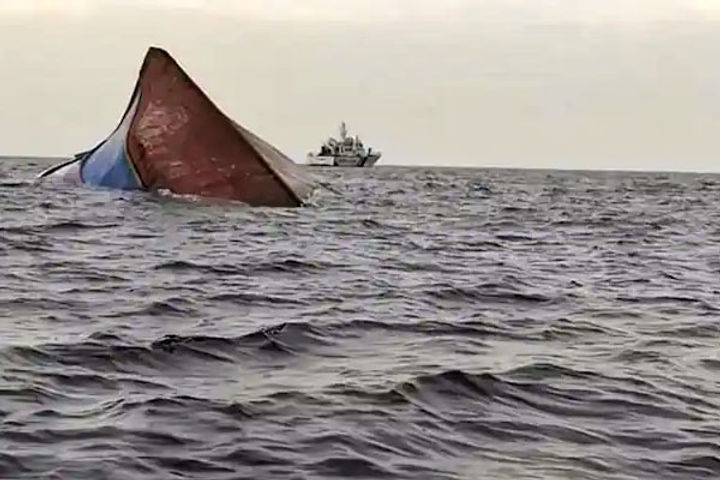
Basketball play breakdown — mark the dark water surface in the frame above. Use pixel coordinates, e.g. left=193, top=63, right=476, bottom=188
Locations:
left=2, top=157, right=720, bottom=479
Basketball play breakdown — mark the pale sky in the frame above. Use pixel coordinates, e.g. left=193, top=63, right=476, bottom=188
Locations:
left=1, top=0, right=720, bottom=172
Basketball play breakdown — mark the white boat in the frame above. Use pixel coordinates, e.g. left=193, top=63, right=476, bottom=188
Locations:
left=306, top=122, right=381, bottom=167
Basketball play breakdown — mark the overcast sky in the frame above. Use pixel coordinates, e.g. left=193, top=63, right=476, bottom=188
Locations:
left=1, top=0, right=719, bottom=172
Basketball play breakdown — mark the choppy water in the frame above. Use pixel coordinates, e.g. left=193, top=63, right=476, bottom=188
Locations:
left=2, top=157, right=720, bottom=479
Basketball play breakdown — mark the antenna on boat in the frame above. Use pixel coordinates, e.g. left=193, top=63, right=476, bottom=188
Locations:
left=339, top=121, right=347, bottom=141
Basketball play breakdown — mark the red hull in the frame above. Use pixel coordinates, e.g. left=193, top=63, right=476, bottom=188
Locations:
left=120, top=47, right=315, bottom=207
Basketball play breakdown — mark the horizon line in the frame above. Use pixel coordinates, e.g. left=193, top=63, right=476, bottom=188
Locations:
left=4, top=155, right=719, bottom=176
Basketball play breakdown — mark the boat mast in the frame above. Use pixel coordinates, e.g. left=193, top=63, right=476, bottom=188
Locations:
left=339, top=121, right=347, bottom=141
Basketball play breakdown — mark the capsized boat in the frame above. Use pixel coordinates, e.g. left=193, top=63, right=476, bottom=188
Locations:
left=38, top=47, right=316, bottom=207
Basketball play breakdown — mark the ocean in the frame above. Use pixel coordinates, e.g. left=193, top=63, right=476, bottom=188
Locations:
left=2, top=157, right=720, bottom=479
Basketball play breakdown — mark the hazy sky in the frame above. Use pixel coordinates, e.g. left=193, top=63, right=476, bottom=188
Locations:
left=1, top=0, right=719, bottom=172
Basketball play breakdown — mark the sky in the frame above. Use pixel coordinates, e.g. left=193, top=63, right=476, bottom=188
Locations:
left=1, top=0, right=719, bottom=172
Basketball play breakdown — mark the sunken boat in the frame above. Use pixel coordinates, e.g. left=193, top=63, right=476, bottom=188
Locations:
left=38, top=47, right=316, bottom=207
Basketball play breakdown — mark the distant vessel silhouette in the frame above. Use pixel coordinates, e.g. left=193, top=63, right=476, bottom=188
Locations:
left=306, top=122, right=381, bottom=167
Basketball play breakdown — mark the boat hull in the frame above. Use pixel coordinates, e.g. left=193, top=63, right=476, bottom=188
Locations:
left=305, top=154, right=335, bottom=167
left=306, top=153, right=381, bottom=167
left=361, top=153, right=381, bottom=167
left=39, top=47, right=316, bottom=207
left=37, top=156, right=84, bottom=184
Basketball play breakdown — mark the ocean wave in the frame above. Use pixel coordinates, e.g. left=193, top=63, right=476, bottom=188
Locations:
left=4, top=162, right=720, bottom=479
left=425, top=282, right=554, bottom=305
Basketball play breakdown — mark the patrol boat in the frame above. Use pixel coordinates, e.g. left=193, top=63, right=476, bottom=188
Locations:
left=306, top=122, right=381, bottom=167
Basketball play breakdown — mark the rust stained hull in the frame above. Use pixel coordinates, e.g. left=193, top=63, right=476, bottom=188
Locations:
left=41, top=47, right=316, bottom=207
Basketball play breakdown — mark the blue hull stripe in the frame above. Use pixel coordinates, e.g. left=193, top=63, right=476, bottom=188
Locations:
left=80, top=91, right=142, bottom=190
